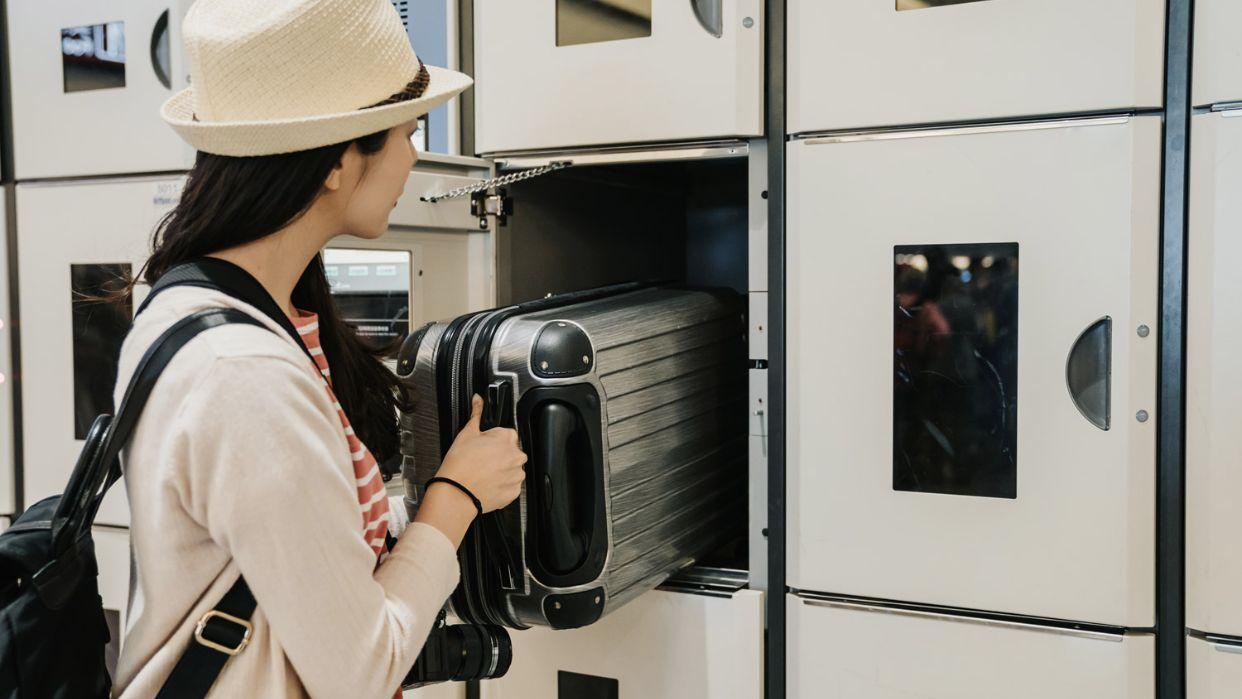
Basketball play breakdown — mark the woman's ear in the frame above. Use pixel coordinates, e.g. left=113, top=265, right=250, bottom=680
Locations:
left=324, top=161, right=344, bottom=191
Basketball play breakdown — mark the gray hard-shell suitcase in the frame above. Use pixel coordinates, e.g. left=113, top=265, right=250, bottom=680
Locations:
left=395, top=284, right=747, bottom=629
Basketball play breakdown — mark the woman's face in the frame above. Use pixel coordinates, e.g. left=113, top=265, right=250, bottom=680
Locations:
left=336, top=121, right=420, bottom=240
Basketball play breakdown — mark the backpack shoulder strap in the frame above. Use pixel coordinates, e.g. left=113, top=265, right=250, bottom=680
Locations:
left=51, top=308, right=269, bottom=549
left=156, top=575, right=256, bottom=699
left=140, top=257, right=317, bottom=367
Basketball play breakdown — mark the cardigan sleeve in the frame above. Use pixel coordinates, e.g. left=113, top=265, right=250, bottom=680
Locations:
left=173, top=352, right=460, bottom=698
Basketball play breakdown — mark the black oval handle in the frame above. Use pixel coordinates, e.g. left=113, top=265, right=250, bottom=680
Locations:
left=533, top=401, right=588, bottom=574
left=150, top=9, right=172, bottom=89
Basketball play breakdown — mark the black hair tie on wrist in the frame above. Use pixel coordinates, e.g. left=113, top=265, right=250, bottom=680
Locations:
left=425, top=477, right=483, bottom=518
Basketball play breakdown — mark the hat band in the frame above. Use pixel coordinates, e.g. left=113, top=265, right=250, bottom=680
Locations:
left=364, top=61, right=431, bottom=109
left=190, top=61, right=431, bottom=123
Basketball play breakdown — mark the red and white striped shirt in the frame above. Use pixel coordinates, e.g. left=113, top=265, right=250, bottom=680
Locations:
left=292, top=312, right=391, bottom=559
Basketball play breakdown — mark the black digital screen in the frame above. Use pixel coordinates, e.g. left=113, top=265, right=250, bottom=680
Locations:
left=893, top=243, right=1018, bottom=499
left=62, top=22, right=126, bottom=93
left=71, top=264, right=132, bottom=440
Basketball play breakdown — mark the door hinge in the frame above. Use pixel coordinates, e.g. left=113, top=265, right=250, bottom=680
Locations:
left=471, top=187, right=514, bottom=227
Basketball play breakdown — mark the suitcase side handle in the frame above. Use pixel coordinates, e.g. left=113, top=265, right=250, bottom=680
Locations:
left=517, top=384, right=609, bottom=588
left=532, top=401, right=591, bottom=573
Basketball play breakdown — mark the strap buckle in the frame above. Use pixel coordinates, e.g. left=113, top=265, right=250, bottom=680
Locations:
left=194, top=610, right=253, bottom=656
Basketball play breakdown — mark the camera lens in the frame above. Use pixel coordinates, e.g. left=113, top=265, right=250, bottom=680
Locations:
left=404, top=623, right=513, bottom=688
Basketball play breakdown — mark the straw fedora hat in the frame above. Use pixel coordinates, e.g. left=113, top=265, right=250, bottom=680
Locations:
left=161, top=0, right=473, bottom=157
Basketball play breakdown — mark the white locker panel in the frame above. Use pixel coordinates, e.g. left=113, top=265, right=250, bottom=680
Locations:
left=473, top=0, right=763, bottom=155
left=480, top=589, right=763, bottom=699
left=787, top=116, right=1161, bottom=626
left=0, top=192, right=14, bottom=515
left=95, top=527, right=131, bottom=685
left=788, top=0, right=1165, bottom=134
left=789, top=595, right=1155, bottom=699
left=1187, top=109, right=1242, bottom=638
left=1189, top=635, right=1242, bottom=699
left=6, top=0, right=195, bottom=179
left=16, top=177, right=181, bottom=525
left=1193, top=0, right=1242, bottom=107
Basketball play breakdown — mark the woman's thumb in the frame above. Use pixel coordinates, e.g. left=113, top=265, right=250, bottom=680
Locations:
left=467, top=394, right=485, bottom=430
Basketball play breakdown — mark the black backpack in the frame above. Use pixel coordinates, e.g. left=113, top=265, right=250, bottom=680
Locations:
left=0, top=259, right=317, bottom=698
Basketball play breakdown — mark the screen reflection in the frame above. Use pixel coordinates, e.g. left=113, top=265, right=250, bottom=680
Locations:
left=893, top=243, right=1018, bottom=499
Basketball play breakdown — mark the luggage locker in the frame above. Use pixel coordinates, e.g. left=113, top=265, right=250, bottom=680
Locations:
left=786, top=115, right=1160, bottom=626
left=5, top=0, right=196, bottom=179
left=1193, top=0, right=1242, bottom=108
left=0, top=191, right=14, bottom=516
left=480, top=582, right=763, bottom=698
left=788, top=0, right=1165, bottom=134
left=95, top=527, right=131, bottom=687
left=788, top=594, right=1155, bottom=698
left=397, top=283, right=748, bottom=629
left=15, top=176, right=181, bottom=526
left=1188, top=634, right=1242, bottom=699
left=1187, top=108, right=1242, bottom=639
left=472, top=0, right=763, bottom=155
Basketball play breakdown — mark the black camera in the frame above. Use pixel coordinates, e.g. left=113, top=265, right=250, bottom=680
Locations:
left=404, top=613, right=513, bottom=688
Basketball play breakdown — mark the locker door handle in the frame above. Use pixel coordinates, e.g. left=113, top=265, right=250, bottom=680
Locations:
left=1066, top=317, right=1112, bottom=431
left=150, top=10, right=172, bottom=89
left=691, top=0, right=723, bottom=38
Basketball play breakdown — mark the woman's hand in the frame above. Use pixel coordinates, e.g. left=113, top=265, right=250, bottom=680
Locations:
left=437, top=394, right=528, bottom=512
left=414, top=395, right=526, bottom=546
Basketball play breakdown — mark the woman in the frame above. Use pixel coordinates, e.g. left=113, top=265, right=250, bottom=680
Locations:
left=111, top=0, right=526, bottom=696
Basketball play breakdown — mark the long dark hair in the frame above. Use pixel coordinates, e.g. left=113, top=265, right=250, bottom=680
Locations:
left=136, top=129, right=406, bottom=463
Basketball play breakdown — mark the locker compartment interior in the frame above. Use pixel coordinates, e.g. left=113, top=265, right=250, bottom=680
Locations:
left=453, top=153, right=754, bottom=586
left=392, top=152, right=760, bottom=641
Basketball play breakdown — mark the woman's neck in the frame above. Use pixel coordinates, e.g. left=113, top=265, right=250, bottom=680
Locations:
left=207, top=214, right=332, bottom=318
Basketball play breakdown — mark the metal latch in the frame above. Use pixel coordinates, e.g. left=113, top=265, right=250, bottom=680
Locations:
left=471, top=188, right=513, bottom=227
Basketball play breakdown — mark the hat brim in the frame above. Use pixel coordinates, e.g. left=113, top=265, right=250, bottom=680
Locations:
left=161, top=65, right=474, bottom=157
